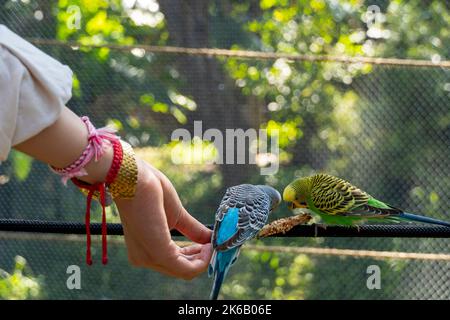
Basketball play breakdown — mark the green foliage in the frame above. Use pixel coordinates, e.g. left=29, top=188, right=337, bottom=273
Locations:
left=11, top=150, right=33, bottom=182
left=224, top=0, right=448, bottom=174
left=54, top=0, right=193, bottom=135
left=222, top=251, right=314, bottom=299
left=0, top=256, right=43, bottom=300
left=223, top=1, right=376, bottom=169
left=135, top=144, right=222, bottom=213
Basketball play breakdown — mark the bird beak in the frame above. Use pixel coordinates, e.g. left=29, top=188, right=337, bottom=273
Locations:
left=287, top=202, right=295, bottom=210
left=270, top=203, right=280, bottom=213
left=287, top=201, right=307, bottom=210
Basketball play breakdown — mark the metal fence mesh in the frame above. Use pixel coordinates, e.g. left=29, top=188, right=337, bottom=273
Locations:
left=0, top=0, right=449, bottom=299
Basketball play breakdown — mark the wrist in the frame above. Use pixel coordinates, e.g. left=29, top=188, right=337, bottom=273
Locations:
left=79, top=144, right=114, bottom=184
left=113, top=157, right=148, bottom=201
left=72, top=139, right=138, bottom=201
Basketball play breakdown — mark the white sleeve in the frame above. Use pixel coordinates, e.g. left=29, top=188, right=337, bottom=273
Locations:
left=0, top=25, right=73, bottom=161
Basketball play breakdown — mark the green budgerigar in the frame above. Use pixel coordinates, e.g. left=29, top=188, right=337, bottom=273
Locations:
left=283, top=173, right=450, bottom=227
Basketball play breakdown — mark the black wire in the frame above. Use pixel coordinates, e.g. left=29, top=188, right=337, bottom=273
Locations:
left=1, top=219, right=450, bottom=237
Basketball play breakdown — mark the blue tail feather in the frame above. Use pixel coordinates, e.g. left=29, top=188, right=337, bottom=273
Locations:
left=210, top=270, right=225, bottom=300
left=398, top=212, right=450, bottom=228
left=209, top=247, right=239, bottom=300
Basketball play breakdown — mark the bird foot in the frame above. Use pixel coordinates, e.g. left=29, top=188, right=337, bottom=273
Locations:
left=313, top=223, right=328, bottom=237
left=258, top=213, right=312, bottom=238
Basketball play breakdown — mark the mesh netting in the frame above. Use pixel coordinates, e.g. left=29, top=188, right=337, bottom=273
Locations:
left=0, top=0, right=449, bottom=299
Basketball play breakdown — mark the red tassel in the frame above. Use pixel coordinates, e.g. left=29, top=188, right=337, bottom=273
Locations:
left=99, top=184, right=108, bottom=265
left=71, top=139, right=123, bottom=265
left=85, top=190, right=93, bottom=266
left=83, top=183, right=108, bottom=265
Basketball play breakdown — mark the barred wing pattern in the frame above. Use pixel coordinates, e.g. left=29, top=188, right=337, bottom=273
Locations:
left=213, top=184, right=271, bottom=251
left=309, top=174, right=401, bottom=218
left=309, top=174, right=370, bottom=216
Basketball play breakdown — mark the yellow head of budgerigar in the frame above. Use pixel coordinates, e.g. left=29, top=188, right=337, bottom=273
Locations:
left=282, top=185, right=296, bottom=202
left=283, top=178, right=311, bottom=210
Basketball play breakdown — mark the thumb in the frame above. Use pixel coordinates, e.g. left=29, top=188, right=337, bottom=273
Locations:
left=175, top=208, right=212, bottom=244
left=153, top=167, right=212, bottom=243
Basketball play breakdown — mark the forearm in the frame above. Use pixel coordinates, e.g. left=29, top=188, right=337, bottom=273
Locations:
left=14, top=107, right=113, bottom=184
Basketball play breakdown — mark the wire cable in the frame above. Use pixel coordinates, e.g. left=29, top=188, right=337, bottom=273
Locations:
left=28, top=39, right=450, bottom=68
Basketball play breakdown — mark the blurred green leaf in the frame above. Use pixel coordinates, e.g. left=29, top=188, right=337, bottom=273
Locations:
left=11, top=151, right=33, bottom=182
left=0, top=256, right=42, bottom=300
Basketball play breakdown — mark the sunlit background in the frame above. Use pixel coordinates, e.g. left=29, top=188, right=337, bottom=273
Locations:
left=0, top=0, right=449, bottom=299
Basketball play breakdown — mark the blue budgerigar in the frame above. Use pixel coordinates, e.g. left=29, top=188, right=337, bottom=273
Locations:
left=208, top=184, right=281, bottom=300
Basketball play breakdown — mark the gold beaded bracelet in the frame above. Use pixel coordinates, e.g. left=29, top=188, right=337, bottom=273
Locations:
left=108, top=140, right=138, bottom=199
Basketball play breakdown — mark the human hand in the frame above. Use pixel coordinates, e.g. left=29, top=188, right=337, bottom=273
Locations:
left=114, top=158, right=213, bottom=280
